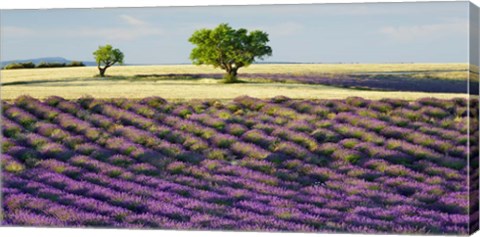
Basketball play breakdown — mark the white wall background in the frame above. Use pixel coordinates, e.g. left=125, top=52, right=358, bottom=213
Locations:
left=0, top=0, right=479, bottom=9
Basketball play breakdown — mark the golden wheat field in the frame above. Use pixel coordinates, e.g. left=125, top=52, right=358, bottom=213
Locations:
left=0, top=64, right=472, bottom=100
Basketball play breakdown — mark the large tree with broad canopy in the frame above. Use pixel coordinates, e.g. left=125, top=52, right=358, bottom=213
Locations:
left=188, top=23, right=272, bottom=83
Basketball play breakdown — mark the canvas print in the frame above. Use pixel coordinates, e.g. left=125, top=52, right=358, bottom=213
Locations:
left=0, top=1, right=479, bottom=235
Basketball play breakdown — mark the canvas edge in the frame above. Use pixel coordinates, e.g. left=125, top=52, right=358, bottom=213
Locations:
left=468, top=1, right=480, bottom=235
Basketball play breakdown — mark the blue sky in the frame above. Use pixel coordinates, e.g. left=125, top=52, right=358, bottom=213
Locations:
left=0, top=2, right=470, bottom=64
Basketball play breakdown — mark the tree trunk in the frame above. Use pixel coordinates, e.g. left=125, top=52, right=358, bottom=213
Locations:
left=224, top=68, right=238, bottom=83
left=99, top=67, right=107, bottom=77
left=231, top=69, right=238, bottom=77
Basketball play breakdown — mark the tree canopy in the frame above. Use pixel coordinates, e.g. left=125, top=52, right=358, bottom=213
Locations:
left=93, top=44, right=124, bottom=77
left=189, top=23, right=272, bottom=83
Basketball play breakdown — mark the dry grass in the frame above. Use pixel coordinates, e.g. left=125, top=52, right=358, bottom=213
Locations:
left=1, top=79, right=467, bottom=101
left=0, top=63, right=472, bottom=100
left=1, top=63, right=470, bottom=84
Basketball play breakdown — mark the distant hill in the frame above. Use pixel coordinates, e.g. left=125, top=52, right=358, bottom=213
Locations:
left=1, top=57, right=97, bottom=68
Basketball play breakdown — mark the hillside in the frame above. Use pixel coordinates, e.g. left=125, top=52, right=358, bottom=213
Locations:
left=1, top=95, right=476, bottom=233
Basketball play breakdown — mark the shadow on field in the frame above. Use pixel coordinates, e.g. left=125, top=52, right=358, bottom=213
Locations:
left=1, top=74, right=216, bottom=86
left=132, top=73, right=477, bottom=94
left=1, top=78, right=84, bottom=86
left=133, top=74, right=211, bottom=80
left=1, top=76, right=134, bottom=86
left=3, top=73, right=477, bottom=94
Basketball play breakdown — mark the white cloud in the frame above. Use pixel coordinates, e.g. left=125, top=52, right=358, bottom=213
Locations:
left=119, top=14, right=147, bottom=27
left=87, top=14, right=164, bottom=41
left=71, top=27, right=163, bottom=41
left=2, top=26, right=36, bottom=37
left=3, top=16, right=164, bottom=42
left=379, top=20, right=468, bottom=43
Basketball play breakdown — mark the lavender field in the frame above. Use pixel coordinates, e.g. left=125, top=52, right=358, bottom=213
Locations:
left=1, top=95, right=478, bottom=234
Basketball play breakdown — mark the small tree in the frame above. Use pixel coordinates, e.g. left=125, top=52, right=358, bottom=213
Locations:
left=93, top=44, right=124, bottom=77
left=189, top=23, right=272, bottom=83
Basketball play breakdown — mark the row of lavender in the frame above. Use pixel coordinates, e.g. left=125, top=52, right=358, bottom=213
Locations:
left=1, top=95, right=478, bottom=234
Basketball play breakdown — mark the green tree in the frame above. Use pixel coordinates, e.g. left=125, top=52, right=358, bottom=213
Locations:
left=189, top=23, right=272, bottom=83
left=93, top=44, right=124, bottom=77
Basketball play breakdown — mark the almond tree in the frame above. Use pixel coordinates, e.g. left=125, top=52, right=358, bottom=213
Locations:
left=189, top=23, right=272, bottom=83
left=93, top=44, right=124, bottom=77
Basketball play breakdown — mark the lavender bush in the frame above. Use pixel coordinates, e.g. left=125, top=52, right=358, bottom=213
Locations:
left=0, top=96, right=476, bottom=234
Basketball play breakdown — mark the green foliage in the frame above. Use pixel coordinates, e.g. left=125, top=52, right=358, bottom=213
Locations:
left=4, top=161, right=25, bottom=173
left=223, top=74, right=238, bottom=84
left=67, top=61, right=85, bottom=67
left=36, top=61, right=85, bottom=68
left=189, top=23, right=272, bottom=83
left=3, top=61, right=85, bottom=70
left=3, top=126, right=21, bottom=138
left=93, top=44, right=124, bottom=77
left=206, top=149, right=227, bottom=160
left=4, top=62, right=35, bottom=70
left=36, top=62, right=66, bottom=68
left=167, top=162, right=186, bottom=174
